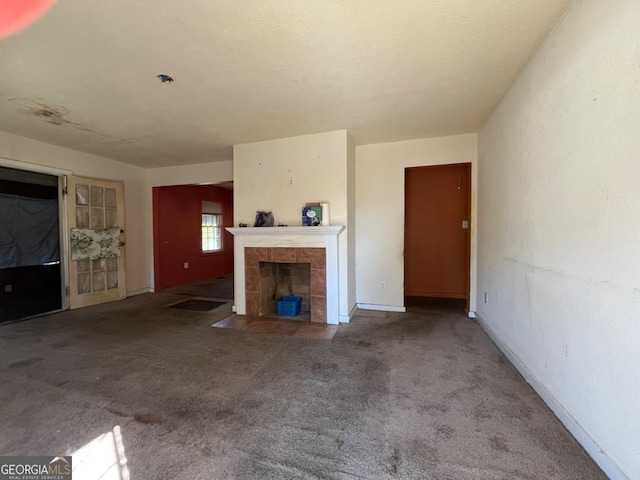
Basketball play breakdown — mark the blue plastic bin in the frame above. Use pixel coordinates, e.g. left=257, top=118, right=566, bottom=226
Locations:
left=276, top=296, right=302, bottom=317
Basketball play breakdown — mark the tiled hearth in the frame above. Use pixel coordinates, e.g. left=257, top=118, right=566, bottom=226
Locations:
left=227, top=226, right=345, bottom=324
left=245, top=247, right=326, bottom=322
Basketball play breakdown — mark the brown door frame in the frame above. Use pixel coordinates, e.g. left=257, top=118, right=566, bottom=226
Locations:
left=404, top=162, right=472, bottom=312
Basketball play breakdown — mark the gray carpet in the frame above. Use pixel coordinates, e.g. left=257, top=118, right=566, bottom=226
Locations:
left=169, top=299, right=226, bottom=312
left=0, top=285, right=605, bottom=479
left=165, top=275, right=234, bottom=301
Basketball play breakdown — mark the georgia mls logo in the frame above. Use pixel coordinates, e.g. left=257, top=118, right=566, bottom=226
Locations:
left=0, top=456, right=72, bottom=480
left=50, top=456, right=71, bottom=473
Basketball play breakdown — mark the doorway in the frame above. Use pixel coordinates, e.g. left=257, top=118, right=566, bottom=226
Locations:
left=66, top=175, right=126, bottom=309
left=404, top=163, right=471, bottom=310
left=152, top=184, right=234, bottom=291
left=0, top=166, right=63, bottom=323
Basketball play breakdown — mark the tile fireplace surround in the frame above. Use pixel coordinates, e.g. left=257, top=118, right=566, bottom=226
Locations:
left=227, top=226, right=345, bottom=324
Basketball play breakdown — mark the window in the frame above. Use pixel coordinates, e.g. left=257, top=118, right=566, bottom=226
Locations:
left=202, top=214, right=221, bottom=251
left=201, top=201, right=222, bottom=252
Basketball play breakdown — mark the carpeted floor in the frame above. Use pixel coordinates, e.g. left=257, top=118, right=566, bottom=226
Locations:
left=165, top=275, right=234, bottom=301
left=0, top=278, right=605, bottom=479
left=170, top=299, right=227, bottom=312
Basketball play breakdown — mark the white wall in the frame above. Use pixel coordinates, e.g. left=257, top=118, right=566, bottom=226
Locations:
left=233, top=130, right=356, bottom=319
left=148, top=160, right=233, bottom=187
left=346, top=134, right=356, bottom=315
left=0, top=131, right=152, bottom=295
left=477, top=1, right=640, bottom=478
left=355, top=134, right=478, bottom=310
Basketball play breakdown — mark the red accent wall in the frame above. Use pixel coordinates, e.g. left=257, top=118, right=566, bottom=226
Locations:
left=153, top=184, right=233, bottom=291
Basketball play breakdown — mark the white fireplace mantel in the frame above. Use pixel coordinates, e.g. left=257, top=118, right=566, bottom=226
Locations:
left=227, top=226, right=345, bottom=324
left=227, top=226, right=344, bottom=237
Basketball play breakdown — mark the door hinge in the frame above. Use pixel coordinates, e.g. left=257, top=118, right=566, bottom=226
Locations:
left=66, top=286, right=70, bottom=296
left=62, top=176, right=68, bottom=195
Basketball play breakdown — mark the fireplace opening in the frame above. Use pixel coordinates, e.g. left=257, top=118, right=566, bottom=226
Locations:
left=259, top=262, right=310, bottom=319
left=244, top=247, right=327, bottom=323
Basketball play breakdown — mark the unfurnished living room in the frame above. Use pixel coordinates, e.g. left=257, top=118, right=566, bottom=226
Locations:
left=0, top=1, right=637, bottom=479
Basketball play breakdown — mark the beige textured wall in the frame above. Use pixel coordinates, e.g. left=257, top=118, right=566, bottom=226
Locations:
left=477, top=1, right=640, bottom=477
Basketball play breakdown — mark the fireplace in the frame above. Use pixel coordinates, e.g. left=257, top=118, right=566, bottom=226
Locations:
left=245, top=248, right=325, bottom=322
left=227, top=226, right=344, bottom=324
left=258, top=262, right=311, bottom=316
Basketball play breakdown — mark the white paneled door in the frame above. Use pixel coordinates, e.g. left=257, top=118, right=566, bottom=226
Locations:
left=66, top=176, right=126, bottom=309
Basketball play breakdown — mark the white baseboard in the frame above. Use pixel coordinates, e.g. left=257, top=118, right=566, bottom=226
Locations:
left=468, top=311, right=477, bottom=319
left=232, top=305, right=237, bottom=313
left=126, top=288, right=153, bottom=296
left=475, top=314, right=628, bottom=480
left=356, top=303, right=406, bottom=313
left=339, top=304, right=359, bottom=324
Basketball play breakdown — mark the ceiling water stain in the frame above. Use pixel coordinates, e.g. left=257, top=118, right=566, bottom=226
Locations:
left=32, top=106, right=66, bottom=124
left=7, top=97, right=158, bottom=153
left=9, top=97, right=98, bottom=134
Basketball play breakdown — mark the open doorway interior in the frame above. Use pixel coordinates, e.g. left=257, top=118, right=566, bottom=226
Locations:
left=152, top=183, right=234, bottom=292
left=404, top=163, right=471, bottom=314
left=0, top=166, right=62, bottom=323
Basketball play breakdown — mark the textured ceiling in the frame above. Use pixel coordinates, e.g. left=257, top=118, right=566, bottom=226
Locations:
left=0, top=0, right=570, bottom=168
